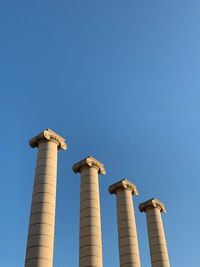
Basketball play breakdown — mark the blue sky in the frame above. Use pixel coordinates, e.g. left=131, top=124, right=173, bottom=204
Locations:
left=0, top=1, right=200, bottom=266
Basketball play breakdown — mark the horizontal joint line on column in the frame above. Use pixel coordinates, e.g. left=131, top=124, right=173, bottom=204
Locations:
left=80, top=198, right=99, bottom=203
left=80, top=197, right=100, bottom=202
left=35, top=174, right=57, bottom=179
left=119, top=235, right=137, bottom=240
left=148, top=229, right=164, bottom=234
left=148, top=221, right=163, bottom=228
left=27, top=245, right=53, bottom=250
left=118, top=217, right=135, bottom=222
left=36, top=163, right=56, bottom=167
left=81, top=190, right=99, bottom=194
left=150, top=242, right=167, bottom=248
left=80, top=235, right=101, bottom=240
left=120, top=254, right=140, bottom=264
left=81, top=218, right=100, bottom=222
left=34, top=182, right=55, bottom=188
left=36, top=165, right=56, bottom=170
left=33, top=192, right=55, bottom=197
left=118, top=208, right=134, bottom=213
left=28, top=233, right=53, bottom=239
left=118, top=227, right=136, bottom=231
left=80, top=225, right=100, bottom=230
left=80, top=207, right=99, bottom=212
left=120, top=253, right=139, bottom=258
left=147, top=220, right=161, bottom=225
left=151, top=251, right=168, bottom=256
left=34, top=177, right=56, bottom=185
left=148, top=227, right=164, bottom=233
left=80, top=187, right=99, bottom=193
left=79, top=255, right=101, bottom=259
left=116, top=193, right=131, bottom=198
left=117, top=210, right=133, bottom=215
left=38, top=155, right=56, bottom=160
left=81, top=174, right=99, bottom=178
left=80, top=207, right=100, bottom=212
left=30, top=211, right=54, bottom=217
left=80, top=244, right=102, bottom=249
left=147, top=214, right=161, bottom=219
left=38, top=148, right=57, bottom=153
left=80, top=234, right=101, bottom=239
left=37, top=156, right=56, bottom=161
left=31, top=201, right=55, bottom=207
left=148, top=228, right=164, bottom=233
left=120, top=244, right=139, bottom=249
left=118, top=227, right=137, bottom=232
left=117, top=201, right=133, bottom=206
left=118, top=220, right=135, bottom=224
left=33, top=184, right=55, bottom=191
left=152, top=259, right=169, bottom=263
left=148, top=229, right=164, bottom=233
left=25, top=257, right=52, bottom=262
left=81, top=215, right=100, bottom=220
left=117, top=203, right=133, bottom=209
left=29, top=222, right=54, bottom=227
left=117, top=207, right=134, bottom=212
left=149, top=236, right=165, bottom=241
left=80, top=224, right=101, bottom=229
left=121, top=262, right=140, bottom=266
left=35, top=173, right=56, bottom=179
left=118, top=218, right=135, bottom=223
left=81, top=182, right=98, bottom=187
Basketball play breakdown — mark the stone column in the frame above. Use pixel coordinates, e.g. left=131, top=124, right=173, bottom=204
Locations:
left=139, top=198, right=170, bottom=267
left=25, top=129, right=67, bottom=267
left=109, top=179, right=141, bottom=267
left=73, top=156, right=106, bottom=267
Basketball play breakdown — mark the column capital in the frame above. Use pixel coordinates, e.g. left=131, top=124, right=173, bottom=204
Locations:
left=139, top=198, right=166, bottom=213
left=109, top=179, right=139, bottom=196
left=29, top=128, right=67, bottom=150
left=72, top=156, right=106, bottom=175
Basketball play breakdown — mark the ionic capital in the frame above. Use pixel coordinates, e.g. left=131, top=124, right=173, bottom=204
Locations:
left=29, top=128, right=67, bottom=150
left=139, top=198, right=166, bottom=213
left=73, top=156, right=106, bottom=175
left=109, top=179, right=139, bottom=196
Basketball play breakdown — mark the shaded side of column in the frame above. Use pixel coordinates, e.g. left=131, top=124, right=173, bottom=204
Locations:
left=109, top=179, right=141, bottom=267
left=139, top=198, right=170, bottom=267
left=73, top=156, right=106, bottom=267
left=25, top=129, right=67, bottom=267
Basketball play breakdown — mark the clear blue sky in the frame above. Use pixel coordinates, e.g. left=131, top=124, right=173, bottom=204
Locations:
left=0, top=1, right=199, bottom=266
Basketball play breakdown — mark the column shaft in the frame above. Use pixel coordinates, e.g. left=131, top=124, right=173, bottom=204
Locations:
left=79, top=166, right=103, bottom=267
left=146, top=207, right=170, bottom=267
left=25, top=140, right=58, bottom=267
left=116, top=189, right=141, bottom=267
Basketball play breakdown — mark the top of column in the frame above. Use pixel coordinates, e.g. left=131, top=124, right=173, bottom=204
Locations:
left=139, top=198, right=166, bottom=213
left=29, top=128, right=67, bottom=150
left=72, top=156, right=106, bottom=175
left=109, top=179, right=139, bottom=196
